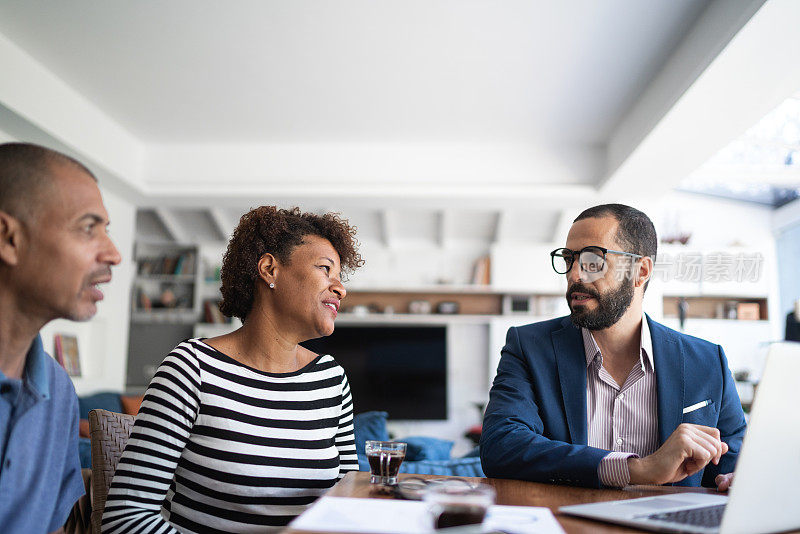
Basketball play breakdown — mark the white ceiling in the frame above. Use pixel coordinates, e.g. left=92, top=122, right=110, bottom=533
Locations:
left=1, top=0, right=799, bottom=246
left=0, top=0, right=707, bottom=144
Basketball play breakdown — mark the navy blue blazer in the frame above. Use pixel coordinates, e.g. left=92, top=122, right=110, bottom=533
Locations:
left=480, top=315, right=746, bottom=488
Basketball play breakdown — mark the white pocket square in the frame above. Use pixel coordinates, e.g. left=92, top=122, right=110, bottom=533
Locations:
left=683, top=400, right=712, bottom=414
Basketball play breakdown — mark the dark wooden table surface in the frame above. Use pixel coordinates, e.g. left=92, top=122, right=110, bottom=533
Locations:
left=283, top=471, right=726, bottom=533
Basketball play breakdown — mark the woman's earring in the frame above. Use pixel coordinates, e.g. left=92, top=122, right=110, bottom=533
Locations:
left=269, top=283, right=275, bottom=289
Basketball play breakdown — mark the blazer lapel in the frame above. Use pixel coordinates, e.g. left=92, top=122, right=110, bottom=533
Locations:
left=551, top=317, right=588, bottom=445
left=649, top=316, right=685, bottom=445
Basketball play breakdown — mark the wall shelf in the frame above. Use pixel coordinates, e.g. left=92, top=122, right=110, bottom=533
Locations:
left=135, top=274, right=196, bottom=283
left=131, top=310, right=198, bottom=324
left=663, top=295, right=768, bottom=321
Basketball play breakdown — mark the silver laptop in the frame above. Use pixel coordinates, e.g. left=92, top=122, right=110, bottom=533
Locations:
left=560, top=342, right=800, bottom=534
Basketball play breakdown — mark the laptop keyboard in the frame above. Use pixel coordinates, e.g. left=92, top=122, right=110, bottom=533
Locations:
left=646, top=504, right=727, bottom=528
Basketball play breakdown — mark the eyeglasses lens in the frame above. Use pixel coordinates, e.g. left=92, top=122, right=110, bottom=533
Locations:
left=579, top=250, right=605, bottom=273
left=552, top=250, right=572, bottom=274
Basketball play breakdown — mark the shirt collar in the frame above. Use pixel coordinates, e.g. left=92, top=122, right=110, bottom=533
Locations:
left=582, top=315, right=654, bottom=373
left=23, top=335, right=51, bottom=400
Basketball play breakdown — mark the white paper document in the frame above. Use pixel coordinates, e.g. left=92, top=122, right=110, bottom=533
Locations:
left=288, top=496, right=565, bottom=534
left=484, top=505, right=565, bottom=534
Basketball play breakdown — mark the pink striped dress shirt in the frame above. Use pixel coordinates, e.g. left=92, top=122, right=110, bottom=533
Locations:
left=583, top=318, right=659, bottom=487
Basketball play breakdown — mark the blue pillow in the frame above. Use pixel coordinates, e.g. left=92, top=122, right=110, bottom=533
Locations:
left=78, top=438, right=92, bottom=469
left=400, top=457, right=485, bottom=477
left=353, top=411, right=389, bottom=471
left=460, top=446, right=480, bottom=458
left=78, top=392, right=123, bottom=420
left=400, top=436, right=454, bottom=461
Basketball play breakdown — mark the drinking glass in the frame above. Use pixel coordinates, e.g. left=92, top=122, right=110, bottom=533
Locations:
left=424, top=481, right=496, bottom=530
left=365, top=440, right=407, bottom=485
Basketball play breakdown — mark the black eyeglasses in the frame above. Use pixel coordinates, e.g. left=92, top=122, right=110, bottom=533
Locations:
left=550, top=246, right=642, bottom=275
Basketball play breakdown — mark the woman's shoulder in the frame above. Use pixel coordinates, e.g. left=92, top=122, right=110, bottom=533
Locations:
left=304, top=353, right=347, bottom=378
left=159, top=338, right=211, bottom=373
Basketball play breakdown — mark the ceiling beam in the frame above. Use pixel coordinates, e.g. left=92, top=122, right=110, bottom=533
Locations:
left=492, top=212, right=505, bottom=245
left=378, top=209, right=391, bottom=248
left=772, top=198, right=800, bottom=233
left=437, top=210, right=450, bottom=248
left=208, top=208, right=232, bottom=242
left=602, top=0, right=800, bottom=200
left=0, top=31, right=145, bottom=196
left=140, top=184, right=595, bottom=210
left=551, top=210, right=575, bottom=246
left=154, top=208, right=188, bottom=243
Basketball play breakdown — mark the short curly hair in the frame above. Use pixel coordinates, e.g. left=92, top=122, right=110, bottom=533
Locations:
left=219, top=206, right=363, bottom=320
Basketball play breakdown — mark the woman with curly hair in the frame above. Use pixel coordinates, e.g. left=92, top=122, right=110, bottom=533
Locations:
left=102, top=207, right=364, bottom=533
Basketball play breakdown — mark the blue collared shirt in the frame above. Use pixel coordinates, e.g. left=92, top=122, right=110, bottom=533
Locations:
left=0, top=335, right=85, bottom=533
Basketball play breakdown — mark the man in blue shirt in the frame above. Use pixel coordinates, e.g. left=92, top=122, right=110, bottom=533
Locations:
left=0, top=143, right=121, bottom=532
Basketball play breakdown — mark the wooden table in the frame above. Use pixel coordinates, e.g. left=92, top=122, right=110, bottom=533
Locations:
left=284, top=471, right=724, bottom=533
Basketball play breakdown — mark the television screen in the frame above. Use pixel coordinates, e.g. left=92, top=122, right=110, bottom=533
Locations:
left=301, top=325, right=447, bottom=420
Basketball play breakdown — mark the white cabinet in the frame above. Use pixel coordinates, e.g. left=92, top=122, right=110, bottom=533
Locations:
left=490, top=244, right=566, bottom=294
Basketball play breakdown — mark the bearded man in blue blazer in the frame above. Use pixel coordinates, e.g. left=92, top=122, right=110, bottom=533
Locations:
left=480, top=204, right=745, bottom=490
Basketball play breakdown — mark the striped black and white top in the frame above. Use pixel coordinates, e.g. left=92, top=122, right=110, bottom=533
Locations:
left=102, top=338, right=358, bottom=533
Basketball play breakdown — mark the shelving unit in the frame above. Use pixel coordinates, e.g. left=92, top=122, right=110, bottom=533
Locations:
left=131, top=242, right=200, bottom=324
left=663, top=296, right=768, bottom=321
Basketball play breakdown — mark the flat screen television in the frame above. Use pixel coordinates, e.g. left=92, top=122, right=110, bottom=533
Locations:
left=301, top=325, right=447, bottom=420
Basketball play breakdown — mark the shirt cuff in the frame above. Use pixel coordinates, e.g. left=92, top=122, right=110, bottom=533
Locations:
left=598, top=452, right=639, bottom=488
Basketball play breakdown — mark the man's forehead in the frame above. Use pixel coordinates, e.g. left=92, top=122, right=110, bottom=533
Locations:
left=566, top=217, right=620, bottom=248
left=43, top=164, right=107, bottom=222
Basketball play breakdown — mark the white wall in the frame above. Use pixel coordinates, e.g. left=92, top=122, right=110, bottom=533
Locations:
left=348, top=239, right=490, bottom=289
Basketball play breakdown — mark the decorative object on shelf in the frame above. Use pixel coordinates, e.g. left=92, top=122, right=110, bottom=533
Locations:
left=502, top=295, right=536, bottom=315
left=660, top=211, right=692, bottom=245
left=678, top=297, right=688, bottom=330
left=787, top=301, right=800, bottom=342
left=408, top=300, right=432, bottom=314
left=436, top=301, right=459, bottom=315
left=54, top=333, right=81, bottom=377
left=158, top=286, right=178, bottom=308
left=660, top=232, right=692, bottom=245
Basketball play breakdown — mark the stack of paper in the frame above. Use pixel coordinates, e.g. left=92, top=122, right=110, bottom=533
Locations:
left=288, top=496, right=565, bottom=534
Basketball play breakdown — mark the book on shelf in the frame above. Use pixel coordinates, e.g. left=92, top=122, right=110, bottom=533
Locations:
left=471, top=255, right=491, bottom=285
left=137, top=251, right=197, bottom=276
left=203, top=300, right=230, bottom=324
left=136, top=288, right=152, bottom=311
left=54, top=333, right=81, bottom=377
left=737, top=302, right=761, bottom=320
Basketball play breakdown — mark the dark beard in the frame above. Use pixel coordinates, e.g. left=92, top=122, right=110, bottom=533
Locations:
left=568, top=279, right=634, bottom=330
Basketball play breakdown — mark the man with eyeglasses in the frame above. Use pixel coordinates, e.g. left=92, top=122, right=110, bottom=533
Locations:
left=480, top=204, right=744, bottom=490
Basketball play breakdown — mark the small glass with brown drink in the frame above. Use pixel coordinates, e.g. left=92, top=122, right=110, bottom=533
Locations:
left=365, top=440, right=407, bottom=486
left=424, top=481, right=496, bottom=530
